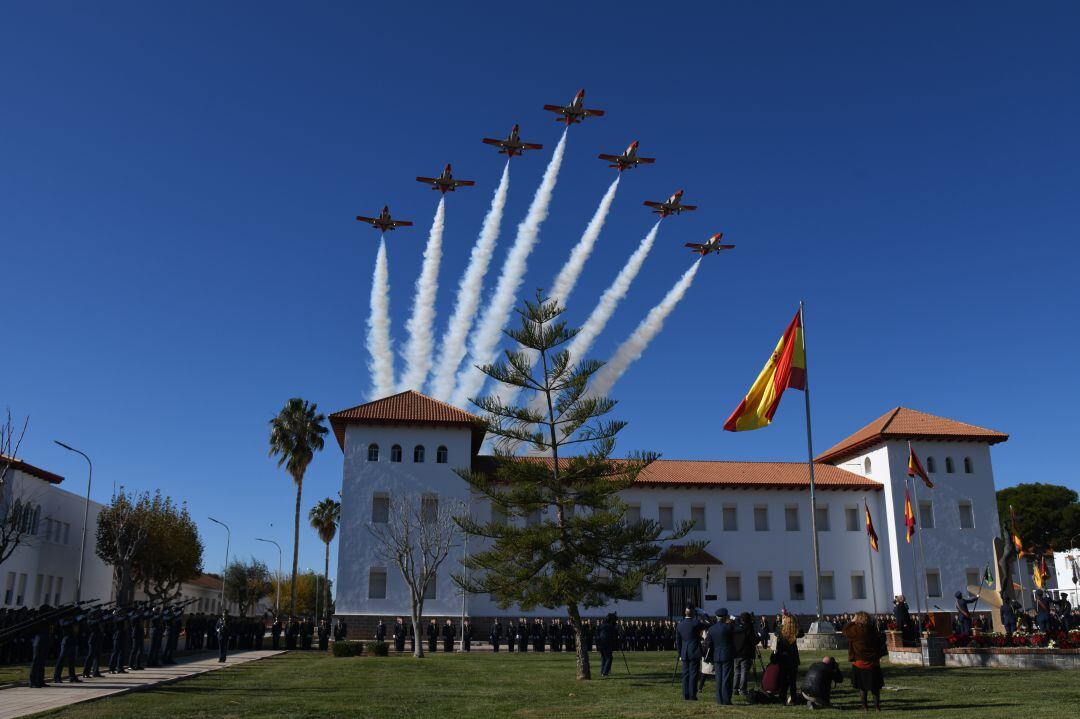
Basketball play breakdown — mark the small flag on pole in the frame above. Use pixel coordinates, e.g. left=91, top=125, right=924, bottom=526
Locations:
left=864, top=501, right=879, bottom=552
left=1009, top=506, right=1025, bottom=557
left=904, top=487, right=916, bottom=544
left=1033, top=557, right=1046, bottom=589
left=723, top=310, right=806, bottom=432
left=907, top=442, right=934, bottom=489
left=983, top=564, right=994, bottom=587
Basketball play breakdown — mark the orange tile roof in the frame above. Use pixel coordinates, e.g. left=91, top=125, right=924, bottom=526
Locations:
left=1, top=454, right=63, bottom=484
left=815, top=407, right=1008, bottom=464
left=661, top=545, right=724, bottom=566
left=471, top=456, right=880, bottom=491
left=329, top=390, right=486, bottom=454
left=189, top=573, right=223, bottom=590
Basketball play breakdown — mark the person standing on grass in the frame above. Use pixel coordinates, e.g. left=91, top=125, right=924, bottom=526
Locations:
left=842, top=611, right=884, bottom=711
left=773, top=614, right=800, bottom=706
left=427, top=619, right=438, bottom=653
left=489, top=619, right=502, bottom=652
left=707, top=609, right=735, bottom=705
left=732, top=612, right=760, bottom=699
left=462, top=619, right=473, bottom=652
left=442, top=619, right=456, bottom=652
left=675, top=606, right=707, bottom=701
left=216, top=614, right=229, bottom=663
left=596, top=613, right=617, bottom=677
left=393, top=618, right=405, bottom=652
left=271, top=615, right=282, bottom=649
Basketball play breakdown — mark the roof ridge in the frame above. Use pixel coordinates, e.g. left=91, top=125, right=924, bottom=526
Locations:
left=880, top=407, right=903, bottom=432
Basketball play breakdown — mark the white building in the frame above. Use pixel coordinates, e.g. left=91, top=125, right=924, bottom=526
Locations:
left=331, top=391, right=1008, bottom=625
left=1050, top=550, right=1079, bottom=606
left=1, top=455, right=112, bottom=608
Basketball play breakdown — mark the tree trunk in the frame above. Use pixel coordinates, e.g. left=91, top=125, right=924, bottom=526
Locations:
left=568, top=603, right=591, bottom=680
left=323, top=540, right=330, bottom=620
left=411, top=603, right=425, bottom=658
left=290, top=474, right=303, bottom=616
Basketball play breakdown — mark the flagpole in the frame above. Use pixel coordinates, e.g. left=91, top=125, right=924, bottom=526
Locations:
left=906, top=476, right=924, bottom=616
left=799, top=301, right=826, bottom=625
left=908, top=453, right=931, bottom=618
left=1010, top=506, right=1030, bottom=611
left=865, top=495, right=879, bottom=615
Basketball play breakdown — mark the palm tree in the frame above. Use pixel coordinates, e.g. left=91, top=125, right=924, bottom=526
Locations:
left=269, top=398, right=328, bottom=617
left=309, top=497, right=341, bottom=619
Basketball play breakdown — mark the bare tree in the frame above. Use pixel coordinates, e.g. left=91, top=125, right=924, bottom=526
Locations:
left=0, top=409, right=36, bottom=568
left=367, top=492, right=462, bottom=658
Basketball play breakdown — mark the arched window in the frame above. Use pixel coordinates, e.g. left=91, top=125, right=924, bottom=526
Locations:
left=963, top=457, right=973, bottom=474
left=863, top=457, right=872, bottom=475
left=436, top=446, right=448, bottom=464
left=945, top=457, right=955, bottom=474
left=926, top=456, right=936, bottom=473
left=367, top=443, right=380, bottom=462
left=413, top=445, right=426, bottom=463
left=390, top=444, right=402, bottom=463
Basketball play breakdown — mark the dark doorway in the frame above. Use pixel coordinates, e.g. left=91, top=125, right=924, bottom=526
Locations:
left=666, top=578, right=702, bottom=618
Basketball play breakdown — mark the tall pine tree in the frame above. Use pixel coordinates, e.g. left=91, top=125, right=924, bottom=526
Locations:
left=454, top=292, right=696, bottom=680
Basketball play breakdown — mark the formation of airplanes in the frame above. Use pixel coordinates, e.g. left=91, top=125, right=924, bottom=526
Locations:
left=358, top=88, right=734, bottom=260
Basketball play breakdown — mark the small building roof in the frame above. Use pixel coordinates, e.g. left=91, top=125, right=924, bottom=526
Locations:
left=188, top=573, right=223, bottom=590
left=329, top=390, right=487, bottom=455
left=660, top=545, right=724, bottom=566
left=1, top=454, right=63, bottom=484
left=472, top=456, right=880, bottom=491
left=814, top=407, right=1008, bottom=464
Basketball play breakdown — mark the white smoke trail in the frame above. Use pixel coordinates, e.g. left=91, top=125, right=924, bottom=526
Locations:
left=398, top=197, right=446, bottom=392
left=451, top=130, right=568, bottom=407
left=366, top=236, right=395, bottom=399
left=587, top=259, right=702, bottom=398
left=428, top=163, right=511, bottom=401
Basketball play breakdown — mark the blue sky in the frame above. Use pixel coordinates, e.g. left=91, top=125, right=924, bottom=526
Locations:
left=3, top=1, right=1078, bottom=586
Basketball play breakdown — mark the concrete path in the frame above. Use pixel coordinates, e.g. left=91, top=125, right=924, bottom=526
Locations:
left=0, top=650, right=283, bottom=719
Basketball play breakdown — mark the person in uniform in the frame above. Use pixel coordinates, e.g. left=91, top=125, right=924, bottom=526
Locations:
left=28, top=606, right=53, bottom=688
left=216, top=614, right=229, bottom=663
left=955, top=591, right=978, bottom=634
left=707, top=609, right=734, bottom=705
left=318, top=618, right=330, bottom=651
left=393, top=617, right=405, bottom=652
left=254, top=616, right=265, bottom=650
left=548, top=618, right=560, bottom=652
left=107, top=608, right=128, bottom=674
left=163, top=607, right=180, bottom=664
left=271, top=616, right=283, bottom=649
left=82, top=608, right=104, bottom=678
left=285, top=616, right=299, bottom=650
left=675, top=607, right=707, bottom=701
left=441, top=619, right=456, bottom=652
left=596, top=613, right=617, bottom=677
left=489, top=619, right=502, bottom=652
left=375, top=619, right=386, bottom=643
left=462, top=619, right=472, bottom=652
left=893, top=595, right=914, bottom=644
left=426, top=619, right=438, bottom=653
left=147, top=607, right=164, bottom=667
left=517, top=618, right=529, bottom=653
left=1000, top=598, right=1018, bottom=638
left=128, top=607, right=146, bottom=670
left=52, top=615, right=81, bottom=684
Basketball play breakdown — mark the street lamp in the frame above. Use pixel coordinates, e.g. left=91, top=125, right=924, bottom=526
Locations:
left=255, top=537, right=282, bottom=616
left=208, top=516, right=230, bottom=615
left=53, top=441, right=91, bottom=603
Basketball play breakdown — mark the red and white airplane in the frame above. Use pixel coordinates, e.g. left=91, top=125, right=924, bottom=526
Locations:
left=543, top=88, right=605, bottom=126
left=481, top=124, right=544, bottom=158
left=356, top=206, right=413, bottom=232
left=415, top=164, right=476, bottom=193
left=643, top=190, right=697, bottom=218
left=685, top=233, right=735, bottom=256
left=598, top=141, right=655, bottom=172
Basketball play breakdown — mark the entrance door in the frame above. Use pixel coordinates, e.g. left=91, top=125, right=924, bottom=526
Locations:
left=666, top=578, right=702, bottom=618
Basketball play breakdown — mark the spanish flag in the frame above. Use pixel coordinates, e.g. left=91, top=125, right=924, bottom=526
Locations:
left=907, top=443, right=934, bottom=489
left=1033, top=557, right=1046, bottom=589
left=904, top=487, right=916, bottom=544
left=864, top=501, right=879, bottom=552
left=1009, top=505, right=1024, bottom=557
left=723, top=310, right=806, bottom=432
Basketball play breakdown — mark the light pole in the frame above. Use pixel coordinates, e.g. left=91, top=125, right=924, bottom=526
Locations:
left=256, top=537, right=282, bottom=616
left=208, top=516, right=230, bottom=615
left=53, top=441, right=91, bottom=603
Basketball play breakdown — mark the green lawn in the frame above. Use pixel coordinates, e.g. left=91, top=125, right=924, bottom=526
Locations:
left=29, top=649, right=1076, bottom=719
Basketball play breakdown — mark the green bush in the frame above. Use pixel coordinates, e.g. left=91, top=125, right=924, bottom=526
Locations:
left=332, top=641, right=364, bottom=657
left=365, top=640, right=390, bottom=657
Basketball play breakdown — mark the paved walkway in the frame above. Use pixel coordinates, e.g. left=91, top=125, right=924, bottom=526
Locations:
left=0, top=650, right=283, bottom=719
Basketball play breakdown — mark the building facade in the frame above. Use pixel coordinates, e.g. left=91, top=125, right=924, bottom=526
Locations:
left=332, top=391, right=1008, bottom=626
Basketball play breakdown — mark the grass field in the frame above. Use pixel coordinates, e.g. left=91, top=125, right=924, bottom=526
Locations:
left=28, top=649, right=1076, bottom=719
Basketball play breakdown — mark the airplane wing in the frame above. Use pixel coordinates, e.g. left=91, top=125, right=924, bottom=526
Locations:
left=597, top=154, right=621, bottom=162
left=415, top=177, right=437, bottom=184
left=643, top=201, right=663, bottom=209
left=718, top=244, right=735, bottom=250
left=356, top=216, right=376, bottom=224
left=585, top=109, right=605, bottom=117
left=637, top=158, right=656, bottom=164
left=393, top=220, right=414, bottom=228
left=681, top=204, right=698, bottom=211
left=542, top=104, right=565, bottom=113
left=521, top=142, right=544, bottom=150
left=455, top=180, right=476, bottom=187
left=481, top=138, right=503, bottom=146
left=684, top=243, right=704, bottom=250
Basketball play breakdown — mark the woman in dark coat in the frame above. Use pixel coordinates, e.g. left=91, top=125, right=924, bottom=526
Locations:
left=842, top=611, right=885, bottom=711
left=773, top=615, right=801, bottom=705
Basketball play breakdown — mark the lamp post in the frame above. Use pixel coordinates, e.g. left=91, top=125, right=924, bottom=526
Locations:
left=53, top=441, right=91, bottom=603
left=208, top=516, right=230, bottom=615
left=308, top=568, right=321, bottom=619
left=255, top=537, right=282, bottom=617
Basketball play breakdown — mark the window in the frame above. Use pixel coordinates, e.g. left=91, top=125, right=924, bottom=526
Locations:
left=372, top=494, right=390, bottom=524
left=926, top=570, right=942, bottom=598
left=815, top=505, right=830, bottom=532
left=390, top=444, right=402, bottom=463
left=625, top=504, right=641, bottom=525
left=754, top=506, right=769, bottom=532
left=421, top=494, right=438, bottom=524
left=367, top=443, right=380, bottom=462
left=789, top=572, right=805, bottom=601
left=658, top=505, right=674, bottom=530
left=16, top=574, right=27, bottom=605
left=722, top=505, right=738, bottom=531
left=919, top=500, right=935, bottom=529
left=958, top=500, right=975, bottom=529
left=691, top=504, right=706, bottom=531
left=436, top=446, right=448, bottom=464
left=926, top=456, right=936, bottom=473
left=43, top=576, right=53, bottom=606
left=726, top=573, right=742, bottom=602
left=413, top=445, right=426, bottom=463
left=945, top=457, right=955, bottom=474
left=757, top=573, right=774, bottom=601
left=845, top=506, right=860, bottom=532
left=963, top=457, right=973, bottom=474
left=368, top=568, right=387, bottom=599
left=423, top=577, right=437, bottom=600
left=864, top=457, right=872, bottom=475
left=851, top=572, right=866, bottom=600
left=965, top=569, right=980, bottom=589
left=785, top=506, right=799, bottom=531
left=820, top=572, right=835, bottom=600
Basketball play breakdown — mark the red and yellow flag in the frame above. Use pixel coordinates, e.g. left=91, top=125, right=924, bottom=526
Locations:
left=1009, top=506, right=1024, bottom=557
left=904, top=488, right=916, bottom=544
left=864, top=501, right=879, bottom=552
left=1033, top=557, right=1046, bottom=589
left=907, top=443, right=934, bottom=489
left=723, top=310, right=806, bottom=432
